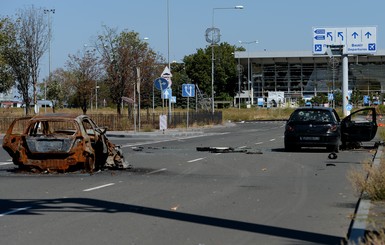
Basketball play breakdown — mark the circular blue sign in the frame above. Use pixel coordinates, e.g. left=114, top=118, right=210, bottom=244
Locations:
left=346, top=104, right=353, bottom=111
left=154, top=77, right=169, bottom=91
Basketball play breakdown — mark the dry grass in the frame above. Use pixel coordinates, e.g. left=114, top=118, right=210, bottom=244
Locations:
left=348, top=159, right=385, bottom=201
left=222, top=107, right=294, bottom=121
left=347, top=127, right=385, bottom=244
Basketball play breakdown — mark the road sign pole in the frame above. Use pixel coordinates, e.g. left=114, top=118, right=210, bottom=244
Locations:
left=342, top=54, right=349, bottom=116
left=187, top=97, right=189, bottom=129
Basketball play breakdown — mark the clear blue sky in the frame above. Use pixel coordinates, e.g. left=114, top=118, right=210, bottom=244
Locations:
left=2, top=0, right=384, bottom=79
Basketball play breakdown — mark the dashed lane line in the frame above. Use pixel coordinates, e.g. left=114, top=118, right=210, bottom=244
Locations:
left=0, top=207, right=31, bottom=217
left=0, top=162, right=13, bottom=166
left=187, top=158, right=205, bottom=163
left=147, top=168, right=167, bottom=175
left=83, top=183, right=115, bottom=192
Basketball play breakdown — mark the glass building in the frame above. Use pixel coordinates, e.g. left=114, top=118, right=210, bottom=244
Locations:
left=234, top=50, right=385, bottom=105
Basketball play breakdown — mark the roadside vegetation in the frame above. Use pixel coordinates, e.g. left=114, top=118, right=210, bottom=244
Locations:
left=347, top=126, right=385, bottom=244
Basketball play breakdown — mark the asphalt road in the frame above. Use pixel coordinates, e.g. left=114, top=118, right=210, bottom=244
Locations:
left=0, top=121, right=376, bottom=245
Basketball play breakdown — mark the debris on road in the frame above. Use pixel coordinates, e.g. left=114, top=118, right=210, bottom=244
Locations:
left=196, top=146, right=262, bottom=154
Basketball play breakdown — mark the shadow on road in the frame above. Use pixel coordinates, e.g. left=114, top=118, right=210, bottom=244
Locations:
left=0, top=197, right=345, bottom=244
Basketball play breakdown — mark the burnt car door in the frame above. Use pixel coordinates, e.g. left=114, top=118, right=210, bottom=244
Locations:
left=2, top=117, right=32, bottom=160
left=341, top=108, right=378, bottom=144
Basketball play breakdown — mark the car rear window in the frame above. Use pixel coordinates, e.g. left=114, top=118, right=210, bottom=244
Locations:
left=290, top=110, right=335, bottom=123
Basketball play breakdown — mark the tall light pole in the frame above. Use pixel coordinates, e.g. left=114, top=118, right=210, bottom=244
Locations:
left=44, top=9, right=55, bottom=113
left=208, top=5, right=243, bottom=114
left=239, top=40, right=258, bottom=107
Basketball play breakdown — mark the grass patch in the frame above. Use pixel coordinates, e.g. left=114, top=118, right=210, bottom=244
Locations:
left=348, top=159, right=385, bottom=201
left=222, top=107, right=294, bottom=121
left=348, top=127, right=385, bottom=201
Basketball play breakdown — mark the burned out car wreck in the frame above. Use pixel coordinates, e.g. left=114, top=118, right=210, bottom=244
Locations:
left=2, top=114, right=129, bottom=173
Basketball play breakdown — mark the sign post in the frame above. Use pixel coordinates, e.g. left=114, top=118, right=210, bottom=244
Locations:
left=161, top=66, right=173, bottom=124
left=182, top=84, right=195, bottom=128
left=312, top=26, right=377, bottom=116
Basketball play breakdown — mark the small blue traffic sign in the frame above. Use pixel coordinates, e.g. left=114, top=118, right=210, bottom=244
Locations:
left=182, top=84, right=195, bottom=97
left=154, top=77, right=169, bottom=91
left=346, top=104, right=353, bottom=111
left=161, top=88, right=172, bottom=99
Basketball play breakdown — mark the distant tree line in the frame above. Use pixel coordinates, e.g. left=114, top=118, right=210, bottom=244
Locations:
left=0, top=5, right=244, bottom=115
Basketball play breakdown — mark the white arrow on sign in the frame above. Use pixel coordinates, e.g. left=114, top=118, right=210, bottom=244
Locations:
left=184, top=85, right=193, bottom=96
left=162, top=88, right=172, bottom=99
left=182, top=84, right=195, bottom=97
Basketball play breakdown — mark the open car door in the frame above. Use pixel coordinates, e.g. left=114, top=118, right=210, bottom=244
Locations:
left=2, top=117, right=32, bottom=159
left=341, top=108, right=378, bottom=144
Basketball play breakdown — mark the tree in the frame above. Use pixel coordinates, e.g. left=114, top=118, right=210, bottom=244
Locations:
left=98, top=26, right=162, bottom=115
left=0, top=19, right=15, bottom=93
left=66, top=49, right=101, bottom=114
left=0, top=6, right=49, bottom=115
left=0, top=17, right=31, bottom=114
left=44, top=68, right=69, bottom=112
left=183, top=42, right=239, bottom=102
left=17, top=6, right=49, bottom=108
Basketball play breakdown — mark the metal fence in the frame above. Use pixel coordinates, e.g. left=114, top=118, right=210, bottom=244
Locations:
left=0, top=111, right=222, bottom=133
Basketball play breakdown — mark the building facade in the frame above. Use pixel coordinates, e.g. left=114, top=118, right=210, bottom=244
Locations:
left=234, top=50, right=385, bottom=106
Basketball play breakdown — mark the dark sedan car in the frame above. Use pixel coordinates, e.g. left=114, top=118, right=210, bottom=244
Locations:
left=284, top=107, right=377, bottom=152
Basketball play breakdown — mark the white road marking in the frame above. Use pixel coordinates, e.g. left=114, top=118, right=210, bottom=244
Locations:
left=147, top=168, right=167, bottom=175
left=0, top=207, right=31, bottom=217
left=270, top=139, right=276, bottom=142
left=83, top=183, right=115, bottom=192
left=187, top=158, right=205, bottom=163
left=255, top=142, right=263, bottom=145
left=238, top=146, right=247, bottom=149
left=0, top=162, right=13, bottom=166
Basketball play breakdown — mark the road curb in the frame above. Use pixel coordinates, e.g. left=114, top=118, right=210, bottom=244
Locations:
left=348, top=144, right=383, bottom=244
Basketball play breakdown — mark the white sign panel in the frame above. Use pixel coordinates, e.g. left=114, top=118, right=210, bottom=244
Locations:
left=346, top=27, right=377, bottom=54
left=313, top=26, right=377, bottom=55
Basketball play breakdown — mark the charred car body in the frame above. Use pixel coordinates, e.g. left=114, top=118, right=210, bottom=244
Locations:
left=2, top=114, right=129, bottom=172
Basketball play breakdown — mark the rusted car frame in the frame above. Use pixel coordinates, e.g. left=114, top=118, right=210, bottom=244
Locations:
left=2, top=113, right=129, bottom=172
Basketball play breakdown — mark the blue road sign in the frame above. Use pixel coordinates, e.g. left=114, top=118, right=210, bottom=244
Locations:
left=161, top=88, right=172, bottom=99
left=182, top=84, right=195, bottom=97
left=346, top=104, right=353, bottom=111
left=154, top=77, right=169, bottom=91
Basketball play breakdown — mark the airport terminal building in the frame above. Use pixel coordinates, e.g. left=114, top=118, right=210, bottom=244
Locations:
left=234, top=50, right=385, bottom=106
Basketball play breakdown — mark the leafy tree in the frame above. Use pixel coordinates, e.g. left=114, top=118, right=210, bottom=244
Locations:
left=350, top=88, right=362, bottom=106
left=0, top=17, right=31, bottom=114
left=183, top=42, right=238, bottom=102
left=0, top=19, right=15, bottom=93
left=66, top=49, right=101, bottom=114
left=311, top=93, right=328, bottom=105
left=98, top=26, right=162, bottom=115
left=0, top=6, right=49, bottom=115
left=17, top=6, right=49, bottom=107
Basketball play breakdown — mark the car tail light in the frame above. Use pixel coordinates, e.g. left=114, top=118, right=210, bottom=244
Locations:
left=286, top=125, right=295, bottom=132
left=327, top=125, right=338, bottom=133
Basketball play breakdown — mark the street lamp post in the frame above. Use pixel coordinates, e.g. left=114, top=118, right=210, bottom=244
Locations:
left=210, top=5, right=243, bottom=114
left=44, top=9, right=55, bottom=113
left=239, top=40, right=258, bottom=107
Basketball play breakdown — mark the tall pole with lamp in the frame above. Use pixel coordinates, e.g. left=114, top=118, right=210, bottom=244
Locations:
left=206, top=5, right=243, bottom=114
left=44, top=9, right=55, bottom=113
